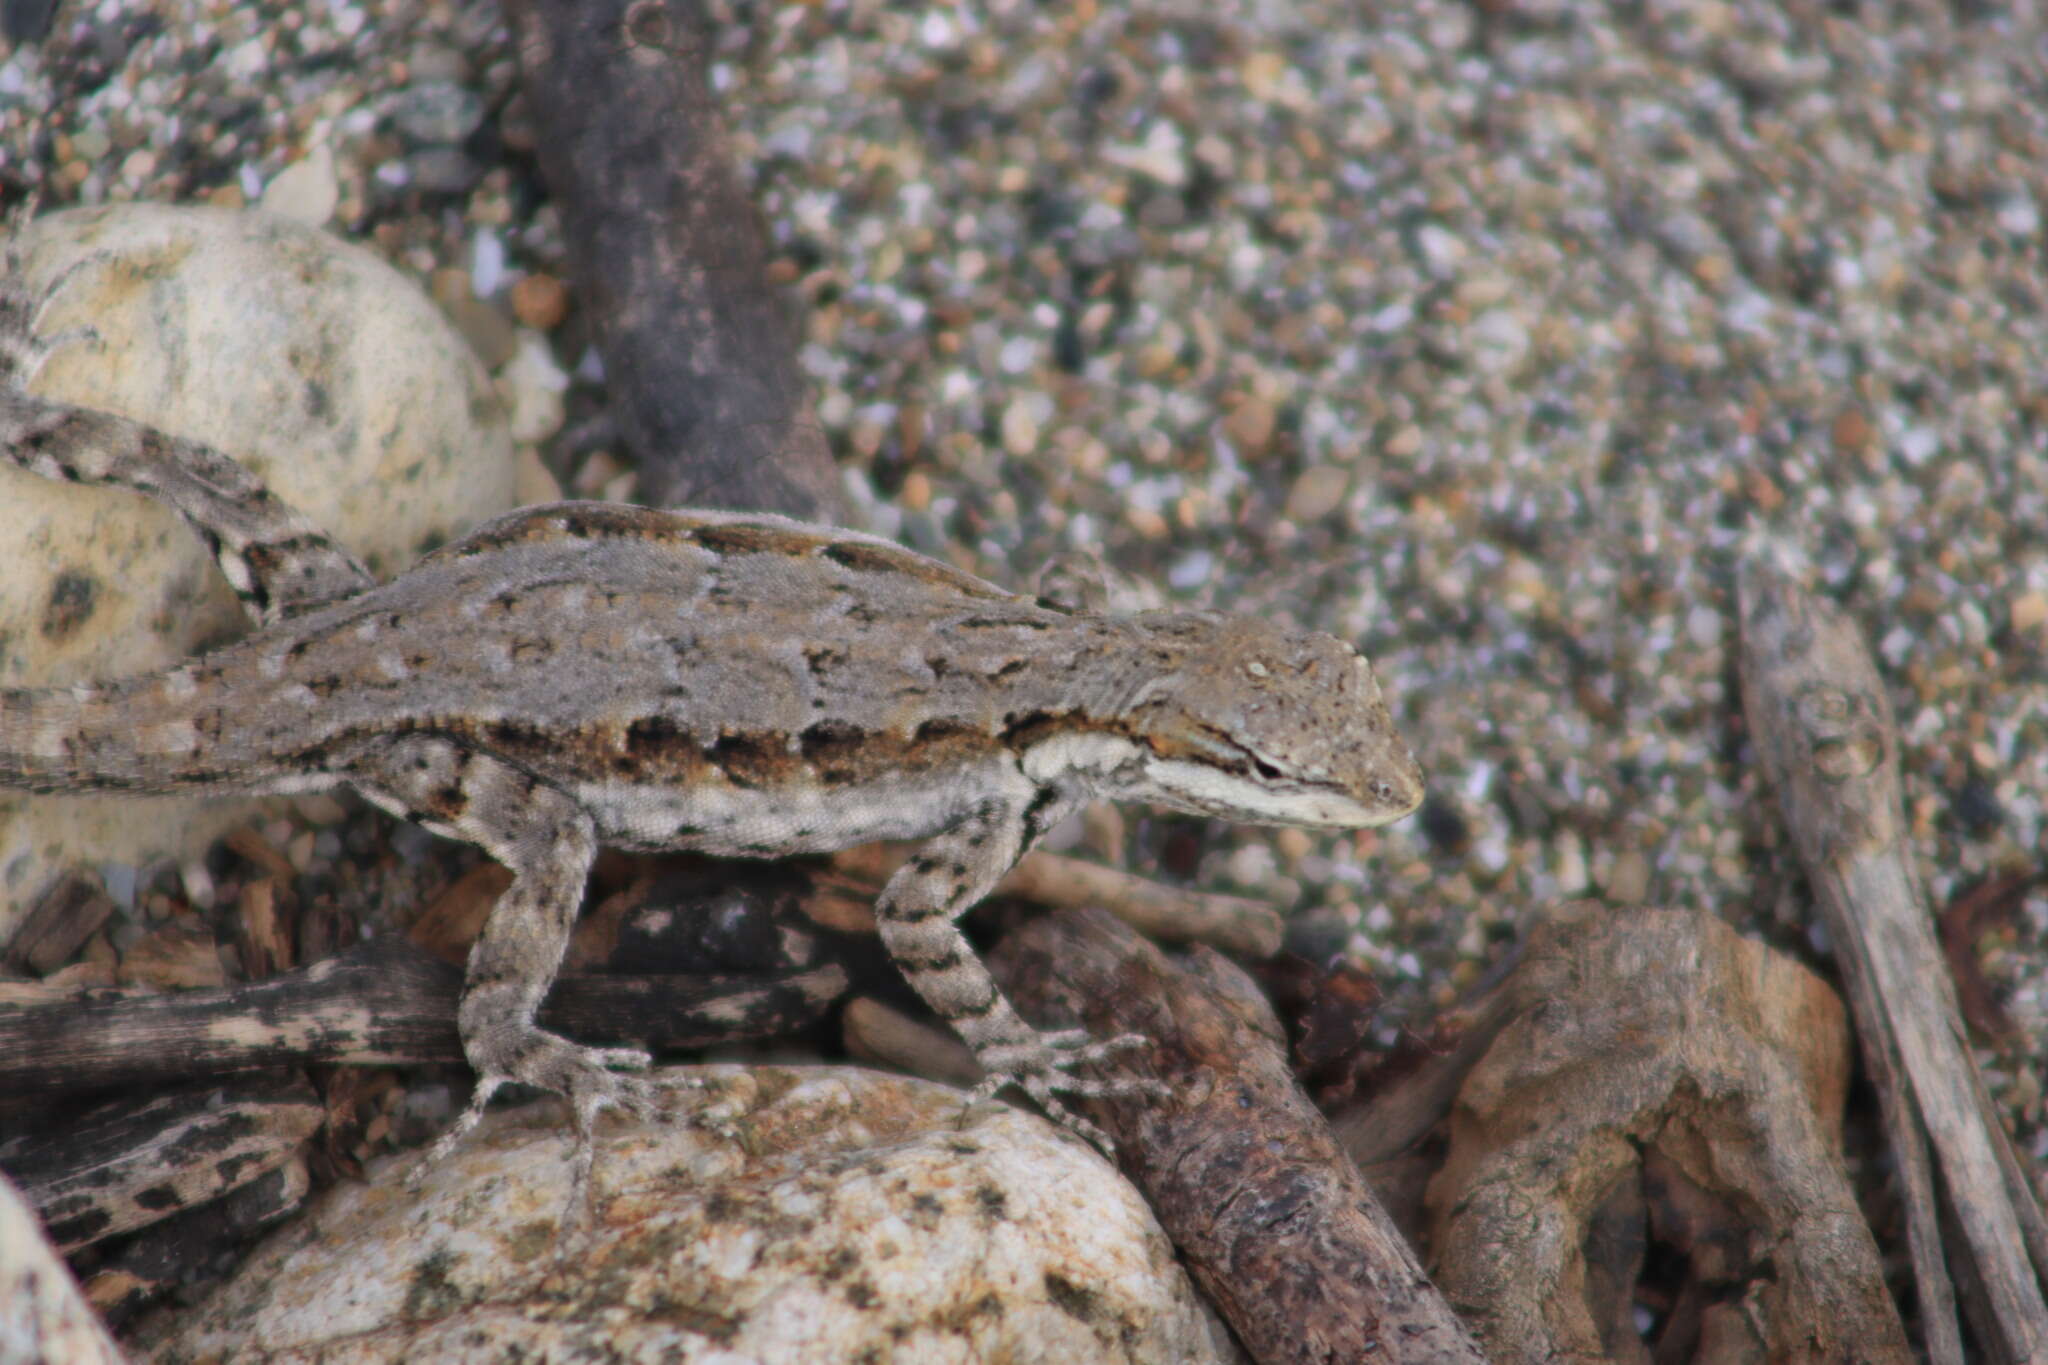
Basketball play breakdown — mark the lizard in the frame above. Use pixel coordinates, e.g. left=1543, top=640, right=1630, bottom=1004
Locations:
left=0, top=264, right=1426, bottom=1203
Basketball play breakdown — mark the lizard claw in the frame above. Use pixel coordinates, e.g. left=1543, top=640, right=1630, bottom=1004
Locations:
left=404, top=1038, right=691, bottom=1192
left=406, top=1042, right=728, bottom=1249
left=0, top=249, right=110, bottom=388
left=967, top=1028, right=1172, bottom=1156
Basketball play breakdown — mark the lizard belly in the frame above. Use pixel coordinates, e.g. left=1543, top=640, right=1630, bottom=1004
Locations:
left=572, top=766, right=1027, bottom=858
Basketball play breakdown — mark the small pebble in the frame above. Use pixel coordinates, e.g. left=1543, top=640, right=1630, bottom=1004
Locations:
left=1000, top=398, right=1039, bottom=456
left=1604, top=851, right=1652, bottom=906
left=1221, top=395, right=1276, bottom=457
left=261, top=143, right=338, bottom=225
left=1284, top=464, right=1349, bottom=523
left=406, top=146, right=484, bottom=195
left=510, top=272, right=570, bottom=330
left=388, top=81, right=486, bottom=146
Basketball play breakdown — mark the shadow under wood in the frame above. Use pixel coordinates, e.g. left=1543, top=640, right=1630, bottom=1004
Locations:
left=1341, top=901, right=1911, bottom=1364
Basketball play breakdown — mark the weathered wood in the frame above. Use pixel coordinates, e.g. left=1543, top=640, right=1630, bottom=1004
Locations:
left=0, top=1171, right=122, bottom=1365
left=997, top=850, right=1284, bottom=959
left=841, top=995, right=980, bottom=1087
left=1, top=870, right=115, bottom=976
left=0, top=935, right=848, bottom=1095
left=1331, top=992, right=1513, bottom=1169
left=831, top=844, right=1286, bottom=958
left=1939, top=871, right=2037, bottom=1040
left=1737, top=559, right=2048, bottom=1364
left=505, top=0, right=842, bottom=522
left=231, top=875, right=294, bottom=980
left=7, top=1075, right=322, bottom=1252
left=84, top=1157, right=311, bottom=1328
left=991, top=907, right=1486, bottom=1365
left=1420, top=902, right=1909, bottom=1362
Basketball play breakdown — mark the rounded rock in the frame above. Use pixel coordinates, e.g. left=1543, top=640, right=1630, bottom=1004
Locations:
left=0, top=203, right=515, bottom=933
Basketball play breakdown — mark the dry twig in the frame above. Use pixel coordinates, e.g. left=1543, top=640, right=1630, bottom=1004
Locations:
left=1738, top=559, right=2048, bottom=1363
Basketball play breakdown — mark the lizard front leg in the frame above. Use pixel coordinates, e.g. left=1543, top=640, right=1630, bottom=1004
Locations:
left=877, top=795, right=1167, bottom=1153
left=341, top=735, right=688, bottom=1212
left=0, top=270, right=373, bottom=625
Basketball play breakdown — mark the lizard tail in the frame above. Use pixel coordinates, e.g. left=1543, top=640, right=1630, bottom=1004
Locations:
left=0, top=670, right=312, bottom=796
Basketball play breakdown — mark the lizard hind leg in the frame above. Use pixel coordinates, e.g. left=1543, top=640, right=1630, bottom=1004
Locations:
left=342, top=735, right=698, bottom=1221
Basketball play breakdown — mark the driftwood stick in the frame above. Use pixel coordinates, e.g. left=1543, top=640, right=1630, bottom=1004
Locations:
left=1737, top=558, right=2048, bottom=1364
left=8, top=1076, right=322, bottom=1252
left=830, top=844, right=1284, bottom=958
left=85, top=1157, right=312, bottom=1326
left=506, top=0, right=842, bottom=522
left=990, top=907, right=1485, bottom=1365
left=996, top=850, right=1283, bottom=959
left=0, top=935, right=847, bottom=1095
left=840, top=995, right=980, bottom=1087
left=2, top=871, right=116, bottom=975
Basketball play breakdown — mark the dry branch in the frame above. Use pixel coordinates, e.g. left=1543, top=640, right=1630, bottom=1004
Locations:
left=8, top=1076, right=322, bottom=1253
left=83, top=1158, right=312, bottom=1327
left=1737, top=558, right=2048, bottom=1364
left=996, top=849, right=1284, bottom=958
left=0, top=935, right=847, bottom=1095
left=991, top=907, right=1486, bottom=1365
left=1, top=871, right=115, bottom=976
left=830, top=843, right=1284, bottom=958
left=506, top=0, right=842, bottom=521
left=1420, top=902, right=1909, bottom=1362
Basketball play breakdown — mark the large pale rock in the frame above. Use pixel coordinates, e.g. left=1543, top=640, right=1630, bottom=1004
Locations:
left=0, top=204, right=514, bottom=935
left=136, top=1066, right=1241, bottom=1365
left=0, top=1171, right=123, bottom=1365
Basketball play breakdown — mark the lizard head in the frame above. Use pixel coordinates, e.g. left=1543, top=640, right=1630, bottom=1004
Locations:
left=1114, top=614, right=1425, bottom=829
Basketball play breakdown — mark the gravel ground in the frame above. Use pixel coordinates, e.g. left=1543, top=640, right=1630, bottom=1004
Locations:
left=3, top=0, right=2044, bottom=1239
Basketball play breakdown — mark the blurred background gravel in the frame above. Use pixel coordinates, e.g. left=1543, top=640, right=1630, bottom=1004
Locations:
left=3, top=0, right=2042, bottom=1206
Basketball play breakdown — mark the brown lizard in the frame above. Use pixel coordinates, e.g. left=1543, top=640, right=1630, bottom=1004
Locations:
left=0, top=266, right=1424, bottom=1200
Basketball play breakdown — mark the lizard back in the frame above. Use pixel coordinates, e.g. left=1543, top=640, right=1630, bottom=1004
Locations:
left=1, top=503, right=1128, bottom=817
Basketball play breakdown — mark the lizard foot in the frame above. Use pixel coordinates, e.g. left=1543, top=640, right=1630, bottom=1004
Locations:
left=966, top=1028, right=1173, bottom=1157
left=405, top=1032, right=706, bottom=1229
left=0, top=251, right=106, bottom=388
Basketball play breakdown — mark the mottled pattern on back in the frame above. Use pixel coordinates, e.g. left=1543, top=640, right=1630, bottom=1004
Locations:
left=8, top=506, right=1131, bottom=798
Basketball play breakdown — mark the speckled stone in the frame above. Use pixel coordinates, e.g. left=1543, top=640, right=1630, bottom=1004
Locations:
left=0, top=1172, right=123, bottom=1365
left=0, top=203, right=514, bottom=935
left=133, top=1067, right=1242, bottom=1365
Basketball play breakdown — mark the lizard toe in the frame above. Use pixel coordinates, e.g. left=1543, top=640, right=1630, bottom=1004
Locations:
left=965, top=1025, right=1170, bottom=1155
left=588, top=1043, right=655, bottom=1073
left=1020, top=1080, right=1117, bottom=1156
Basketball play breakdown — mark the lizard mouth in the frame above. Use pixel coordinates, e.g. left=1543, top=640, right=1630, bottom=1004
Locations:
left=1136, top=756, right=1402, bottom=830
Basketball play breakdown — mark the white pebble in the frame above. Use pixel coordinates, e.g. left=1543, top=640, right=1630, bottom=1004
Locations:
left=1415, top=223, right=1467, bottom=276
left=471, top=229, right=506, bottom=297
left=1167, top=550, right=1213, bottom=590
